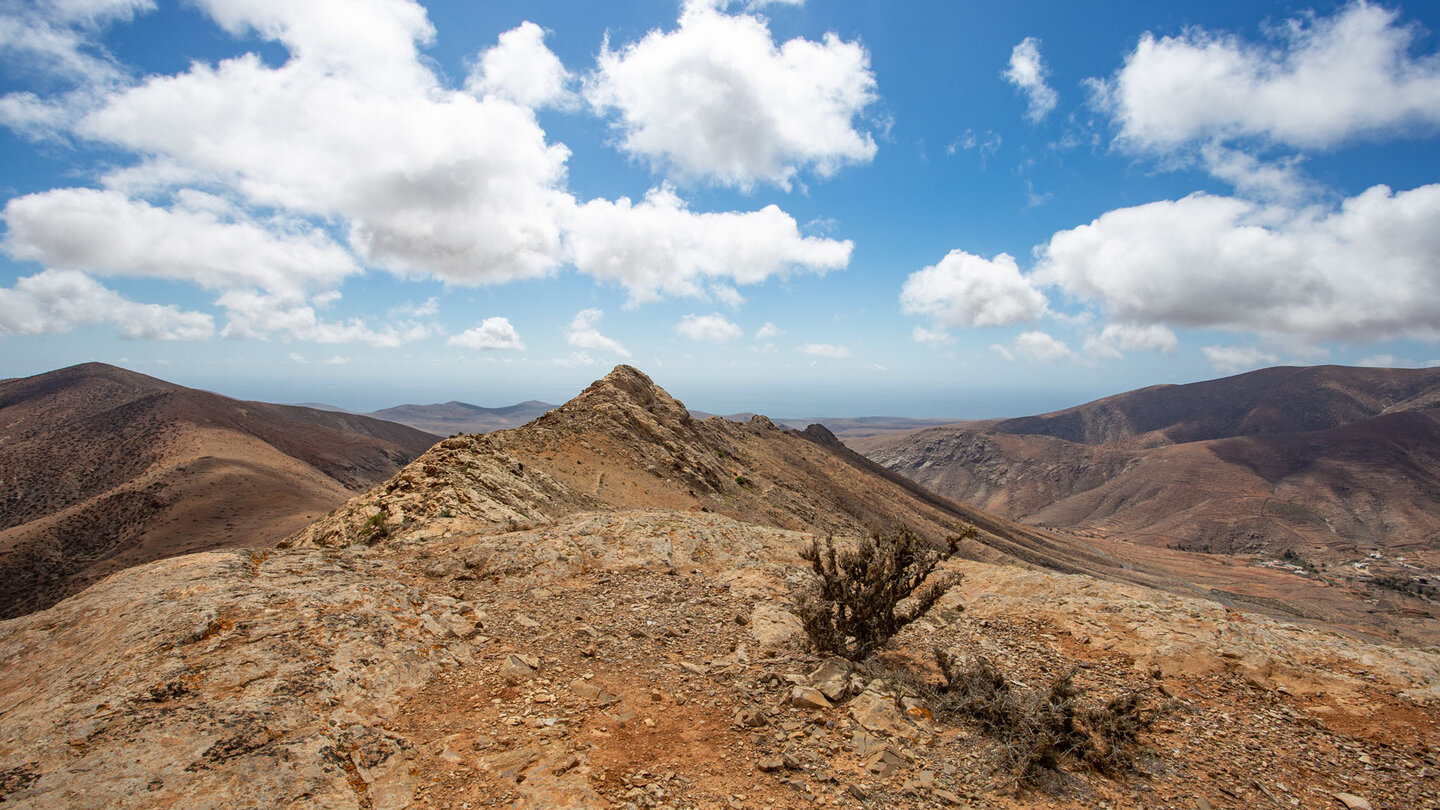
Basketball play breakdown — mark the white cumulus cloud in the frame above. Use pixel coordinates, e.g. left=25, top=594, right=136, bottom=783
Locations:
left=193, top=0, right=436, bottom=92
left=466, top=21, right=574, bottom=110
left=900, top=249, right=1048, bottom=329
left=75, top=1, right=573, bottom=287
left=0, top=269, right=213, bottom=340
left=1096, top=3, right=1440, bottom=153
left=565, top=186, right=851, bottom=304
left=1003, top=37, right=1058, bottom=123
left=1202, top=344, right=1280, bottom=374
left=1083, top=323, right=1178, bottom=359
left=676, top=313, right=743, bottom=342
left=448, top=317, right=525, bottom=351
left=994, top=331, right=1074, bottom=363
left=567, top=308, right=630, bottom=357
left=2, top=187, right=358, bottom=298
left=586, top=0, right=877, bottom=189
left=1035, top=183, right=1440, bottom=345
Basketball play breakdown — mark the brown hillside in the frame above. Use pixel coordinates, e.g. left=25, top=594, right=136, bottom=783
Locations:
left=867, top=365, right=1440, bottom=645
left=0, top=363, right=439, bottom=618
left=994, top=364, right=1440, bottom=446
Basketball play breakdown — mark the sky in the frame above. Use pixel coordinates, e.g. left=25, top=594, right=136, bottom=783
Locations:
left=2, top=0, right=1440, bottom=416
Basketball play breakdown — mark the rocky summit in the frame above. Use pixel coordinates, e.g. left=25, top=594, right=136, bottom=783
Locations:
left=0, top=366, right=1437, bottom=809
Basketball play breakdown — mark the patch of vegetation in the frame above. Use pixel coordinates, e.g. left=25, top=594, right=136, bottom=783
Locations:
left=926, top=648, right=1159, bottom=784
left=360, top=510, right=390, bottom=543
left=734, top=475, right=753, bottom=489
left=1281, top=548, right=1321, bottom=574
left=796, top=526, right=971, bottom=661
left=1373, top=574, right=1439, bottom=601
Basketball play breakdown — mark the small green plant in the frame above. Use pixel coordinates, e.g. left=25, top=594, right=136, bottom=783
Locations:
left=795, top=526, right=970, bottom=661
left=734, top=475, right=753, bottom=489
left=360, top=510, right=389, bottom=542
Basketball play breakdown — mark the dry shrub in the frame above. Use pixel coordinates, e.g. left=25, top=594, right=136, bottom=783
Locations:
left=795, top=527, right=970, bottom=661
left=930, top=648, right=1158, bottom=784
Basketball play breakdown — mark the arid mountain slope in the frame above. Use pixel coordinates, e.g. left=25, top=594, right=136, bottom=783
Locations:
left=867, top=366, right=1440, bottom=640
left=1, top=420, right=1436, bottom=807
left=867, top=365, right=1440, bottom=552
left=0, top=363, right=439, bottom=618
left=0, top=364, right=1436, bottom=809
left=288, top=365, right=1154, bottom=588
left=368, top=400, right=556, bottom=435
left=991, top=364, right=1440, bottom=447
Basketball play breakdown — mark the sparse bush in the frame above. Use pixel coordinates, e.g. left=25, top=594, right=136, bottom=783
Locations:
left=929, top=647, right=1157, bottom=784
left=796, top=526, right=969, bottom=661
left=360, top=510, right=389, bottom=543
left=734, top=475, right=753, bottom=489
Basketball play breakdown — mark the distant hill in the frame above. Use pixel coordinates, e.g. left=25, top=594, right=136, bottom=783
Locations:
left=866, top=365, right=1440, bottom=561
left=366, top=400, right=555, bottom=435
left=689, top=412, right=963, bottom=446
left=0, top=363, right=439, bottom=617
left=293, top=402, right=356, bottom=413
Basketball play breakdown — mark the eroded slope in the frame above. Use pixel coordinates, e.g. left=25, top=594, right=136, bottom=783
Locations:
left=0, top=363, right=439, bottom=617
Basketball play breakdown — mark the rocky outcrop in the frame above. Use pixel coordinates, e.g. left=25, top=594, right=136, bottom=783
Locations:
left=283, top=433, right=590, bottom=548
left=2, top=507, right=1436, bottom=809
left=0, top=548, right=447, bottom=808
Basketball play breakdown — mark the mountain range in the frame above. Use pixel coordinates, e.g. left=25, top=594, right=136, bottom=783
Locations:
left=365, top=400, right=557, bottom=435
left=0, top=363, right=1433, bottom=809
left=863, top=365, right=1440, bottom=555
left=0, top=363, right=438, bottom=618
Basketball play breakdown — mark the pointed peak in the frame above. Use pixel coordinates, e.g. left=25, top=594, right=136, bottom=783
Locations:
left=562, top=365, right=692, bottom=426
left=798, top=423, right=844, bottom=448
left=601, top=364, right=654, bottom=388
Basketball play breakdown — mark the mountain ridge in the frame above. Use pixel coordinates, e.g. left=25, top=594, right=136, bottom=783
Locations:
left=287, top=365, right=1145, bottom=585
left=0, top=362, right=440, bottom=617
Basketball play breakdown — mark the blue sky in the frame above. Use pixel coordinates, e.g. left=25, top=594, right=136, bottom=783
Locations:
left=2, top=0, right=1440, bottom=416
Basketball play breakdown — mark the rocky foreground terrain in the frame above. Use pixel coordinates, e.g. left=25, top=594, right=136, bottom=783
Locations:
left=0, top=366, right=1436, bottom=808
